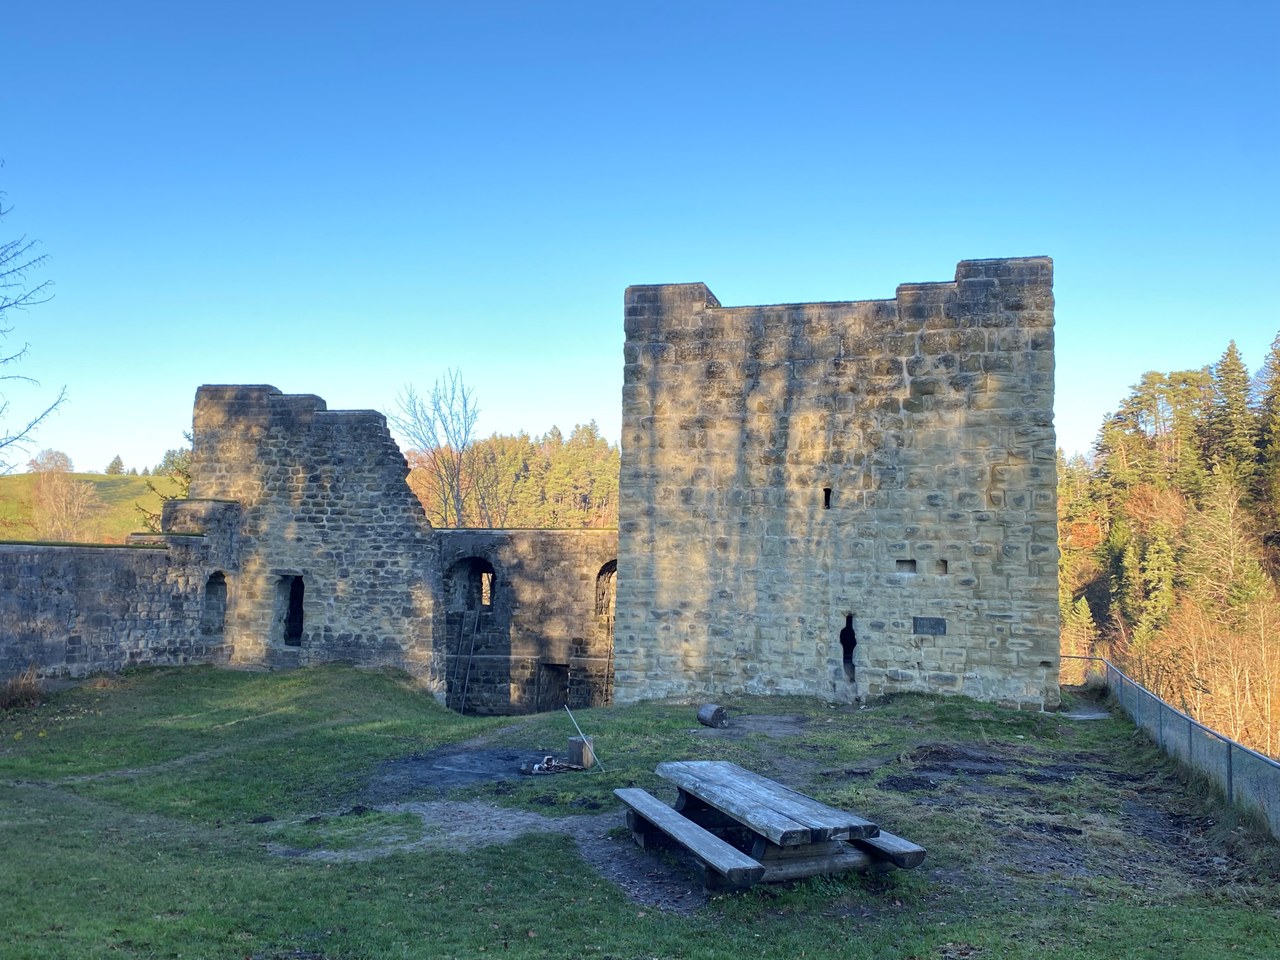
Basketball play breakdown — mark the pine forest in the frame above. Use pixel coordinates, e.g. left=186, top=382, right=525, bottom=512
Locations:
left=1061, top=336, right=1280, bottom=757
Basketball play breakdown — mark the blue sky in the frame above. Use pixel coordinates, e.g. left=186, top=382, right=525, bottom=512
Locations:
left=1, top=1, right=1276, bottom=474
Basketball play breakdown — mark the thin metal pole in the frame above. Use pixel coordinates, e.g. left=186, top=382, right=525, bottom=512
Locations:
left=1227, top=741, right=1234, bottom=805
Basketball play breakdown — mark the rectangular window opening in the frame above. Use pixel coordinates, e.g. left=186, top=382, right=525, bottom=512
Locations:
left=822, top=487, right=832, bottom=509
left=934, top=559, right=949, bottom=575
left=275, top=575, right=305, bottom=647
left=896, top=559, right=917, bottom=574
left=480, top=571, right=493, bottom=607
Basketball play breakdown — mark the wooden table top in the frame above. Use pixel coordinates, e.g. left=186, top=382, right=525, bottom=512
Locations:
left=655, top=760, right=880, bottom=846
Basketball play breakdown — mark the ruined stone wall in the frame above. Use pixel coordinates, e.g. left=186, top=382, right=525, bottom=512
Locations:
left=0, top=538, right=229, bottom=678
left=188, top=385, right=438, bottom=679
left=613, top=258, right=1059, bottom=709
left=435, top=528, right=618, bottom=714
left=0, top=386, right=613, bottom=712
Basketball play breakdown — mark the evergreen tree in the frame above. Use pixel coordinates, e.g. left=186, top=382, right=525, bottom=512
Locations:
left=1060, top=595, right=1101, bottom=684
left=105, top=455, right=124, bottom=475
left=1061, top=334, right=1280, bottom=757
left=1135, top=528, right=1177, bottom=640
left=1253, top=332, right=1280, bottom=513
left=1205, top=341, right=1258, bottom=481
left=135, top=436, right=193, bottom=532
left=1102, top=370, right=1210, bottom=499
left=154, top=447, right=192, bottom=477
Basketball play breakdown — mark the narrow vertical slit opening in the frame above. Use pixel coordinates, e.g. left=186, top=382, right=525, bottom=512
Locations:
left=839, top=614, right=857, bottom=682
left=822, top=487, right=832, bottom=509
left=283, top=576, right=304, bottom=646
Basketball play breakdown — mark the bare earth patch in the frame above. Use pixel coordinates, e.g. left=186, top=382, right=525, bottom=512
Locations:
left=255, top=711, right=1276, bottom=916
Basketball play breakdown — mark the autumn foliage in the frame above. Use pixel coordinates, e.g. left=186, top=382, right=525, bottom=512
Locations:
left=406, top=424, right=620, bottom=529
left=1061, top=337, right=1280, bottom=757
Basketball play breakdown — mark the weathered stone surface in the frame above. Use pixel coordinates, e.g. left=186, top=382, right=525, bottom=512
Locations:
left=435, top=528, right=618, bottom=714
left=1, top=386, right=618, bottom=715
left=613, top=258, right=1060, bottom=710
left=0, top=539, right=229, bottom=679
left=1, top=257, right=1059, bottom=713
left=186, top=385, right=438, bottom=677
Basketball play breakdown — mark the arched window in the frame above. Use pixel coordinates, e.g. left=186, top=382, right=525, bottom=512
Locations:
left=595, top=560, right=617, bottom=620
left=446, top=557, right=497, bottom=612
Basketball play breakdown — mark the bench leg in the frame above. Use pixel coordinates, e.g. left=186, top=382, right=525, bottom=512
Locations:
left=625, top=810, right=680, bottom=852
left=696, top=863, right=760, bottom=893
left=748, top=837, right=875, bottom=882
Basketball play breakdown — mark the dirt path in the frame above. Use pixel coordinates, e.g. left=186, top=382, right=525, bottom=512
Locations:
left=255, top=707, right=1277, bottom=915
left=266, top=799, right=709, bottom=912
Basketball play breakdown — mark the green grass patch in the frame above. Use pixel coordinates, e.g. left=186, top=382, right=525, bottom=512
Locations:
left=264, top=808, right=424, bottom=851
left=0, top=472, right=184, bottom=543
left=1, top=666, right=1278, bottom=959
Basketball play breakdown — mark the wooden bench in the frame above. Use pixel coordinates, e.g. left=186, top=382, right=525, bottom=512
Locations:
left=852, top=829, right=927, bottom=869
left=614, top=787, right=765, bottom=891
left=617, top=760, right=926, bottom=890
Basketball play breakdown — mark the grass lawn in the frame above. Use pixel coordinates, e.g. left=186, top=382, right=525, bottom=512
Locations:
left=0, top=473, right=185, bottom=543
left=1, top=665, right=1277, bottom=959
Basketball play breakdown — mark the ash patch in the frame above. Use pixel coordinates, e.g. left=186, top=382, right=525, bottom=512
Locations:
left=365, top=747, right=549, bottom=802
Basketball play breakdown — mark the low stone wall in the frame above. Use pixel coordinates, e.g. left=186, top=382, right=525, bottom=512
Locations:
left=0, top=538, right=228, bottom=679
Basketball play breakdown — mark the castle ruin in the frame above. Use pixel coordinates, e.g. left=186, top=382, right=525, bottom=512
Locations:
left=0, top=257, right=1059, bottom=711
left=613, top=257, right=1059, bottom=709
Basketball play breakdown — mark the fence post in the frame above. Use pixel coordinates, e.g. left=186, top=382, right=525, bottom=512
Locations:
left=1085, top=655, right=1280, bottom=841
left=1226, top=741, right=1234, bottom=805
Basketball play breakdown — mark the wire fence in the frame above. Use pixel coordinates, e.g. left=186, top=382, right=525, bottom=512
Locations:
left=1062, top=655, right=1280, bottom=841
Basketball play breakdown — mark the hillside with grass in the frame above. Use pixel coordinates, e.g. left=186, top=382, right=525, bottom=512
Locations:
left=0, top=473, right=184, bottom=544
left=1, top=666, right=1277, bottom=960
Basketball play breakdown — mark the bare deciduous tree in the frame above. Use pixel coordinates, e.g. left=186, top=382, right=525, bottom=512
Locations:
left=391, top=369, right=480, bottom=527
left=134, top=433, right=193, bottom=533
left=30, top=461, right=104, bottom=541
left=1, top=181, right=64, bottom=472
left=27, top=447, right=72, bottom=473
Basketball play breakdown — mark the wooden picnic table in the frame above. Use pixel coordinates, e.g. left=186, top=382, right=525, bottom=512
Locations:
left=615, top=760, right=925, bottom=892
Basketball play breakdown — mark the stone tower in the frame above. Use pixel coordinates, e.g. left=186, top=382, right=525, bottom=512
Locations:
left=612, top=258, right=1059, bottom=709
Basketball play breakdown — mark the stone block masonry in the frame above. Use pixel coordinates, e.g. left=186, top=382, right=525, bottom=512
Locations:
left=613, top=258, right=1060, bottom=710
left=0, top=539, right=230, bottom=679
left=436, top=528, right=618, bottom=714
left=0, top=384, right=618, bottom=715
left=1, top=257, right=1058, bottom=715
left=187, top=385, right=440, bottom=678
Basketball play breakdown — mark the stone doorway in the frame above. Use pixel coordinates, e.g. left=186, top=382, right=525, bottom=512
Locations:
left=536, top=662, right=570, bottom=712
left=273, top=574, right=305, bottom=647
